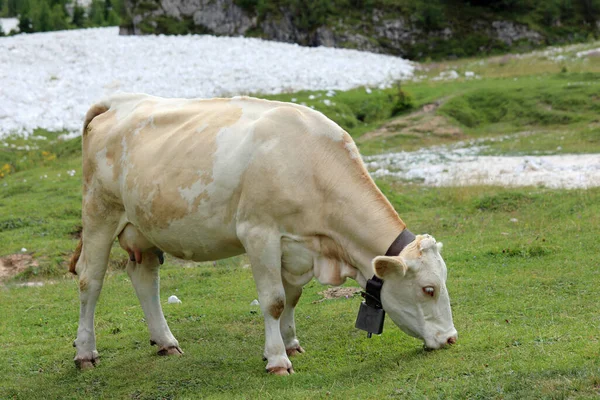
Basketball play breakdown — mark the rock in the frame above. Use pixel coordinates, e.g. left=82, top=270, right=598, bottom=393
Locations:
left=191, top=0, right=256, bottom=35
left=168, top=295, right=182, bottom=304
left=491, top=20, right=542, bottom=46
left=250, top=299, right=260, bottom=306
left=121, top=1, right=547, bottom=58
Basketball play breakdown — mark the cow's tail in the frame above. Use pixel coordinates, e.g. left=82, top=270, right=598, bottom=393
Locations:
left=83, top=101, right=110, bottom=135
left=69, top=237, right=83, bottom=275
left=70, top=100, right=110, bottom=275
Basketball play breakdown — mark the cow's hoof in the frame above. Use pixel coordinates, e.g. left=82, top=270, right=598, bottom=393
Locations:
left=74, top=357, right=98, bottom=370
left=267, top=366, right=294, bottom=376
left=286, top=346, right=305, bottom=357
left=158, top=345, right=183, bottom=356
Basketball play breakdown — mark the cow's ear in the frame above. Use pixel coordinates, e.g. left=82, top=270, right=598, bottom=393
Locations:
left=373, top=256, right=408, bottom=278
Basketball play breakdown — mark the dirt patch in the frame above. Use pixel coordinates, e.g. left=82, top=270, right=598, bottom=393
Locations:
left=0, top=253, right=38, bottom=280
left=359, top=101, right=463, bottom=142
left=488, top=54, right=518, bottom=65
left=313, top=286, right=362, bottom=303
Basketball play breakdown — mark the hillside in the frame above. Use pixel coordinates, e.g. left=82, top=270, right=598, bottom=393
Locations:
left=121, top=0, right=600, bottom=60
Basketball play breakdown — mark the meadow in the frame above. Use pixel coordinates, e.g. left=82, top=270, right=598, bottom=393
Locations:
left=1, top=44, right=599, bottom=399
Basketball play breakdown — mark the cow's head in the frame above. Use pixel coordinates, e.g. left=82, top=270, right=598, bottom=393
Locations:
left=373, top=234, right=457, bottom=349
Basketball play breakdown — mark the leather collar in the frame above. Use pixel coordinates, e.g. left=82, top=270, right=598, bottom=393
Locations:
left=363, top=229, right=416, bottom=307
left=385, top=228, right=416, bottom=256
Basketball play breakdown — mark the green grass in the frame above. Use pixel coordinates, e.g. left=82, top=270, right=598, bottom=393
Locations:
left=2, top=42, right=600, bottom=399
left=1, top=173, right=600, bottom=398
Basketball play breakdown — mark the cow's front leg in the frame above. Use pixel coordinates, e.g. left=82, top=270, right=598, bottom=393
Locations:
left=240, top=226, right=293, bottom=375
left=126, top=251, right=182, bottom=356
left=281, top=279, right=304, bottom=357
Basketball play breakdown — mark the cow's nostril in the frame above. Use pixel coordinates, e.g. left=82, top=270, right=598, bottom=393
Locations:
left=447, top=336, right=457, bottom=345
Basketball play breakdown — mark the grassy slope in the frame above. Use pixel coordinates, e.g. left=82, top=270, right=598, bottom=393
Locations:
left=1, top=44, right=600, bottom=398
left=264, top=45, right=600, bottom=155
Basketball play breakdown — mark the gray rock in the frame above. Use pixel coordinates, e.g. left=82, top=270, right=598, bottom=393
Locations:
left=121, top=1, right=548, bottom=58
left=491, top=20, right=542, bottom=46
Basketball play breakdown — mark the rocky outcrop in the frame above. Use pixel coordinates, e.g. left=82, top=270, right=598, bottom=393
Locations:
left=121, top=0, right=255, bottom=35
left=120, top=0, right=550, bottom=59
left=491, top=20, right=543, bottom=46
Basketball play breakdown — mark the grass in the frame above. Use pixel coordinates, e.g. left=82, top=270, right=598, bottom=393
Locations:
left=1, top=171, right=599, bottom=398
left=1, top=42, right=600, bottom=398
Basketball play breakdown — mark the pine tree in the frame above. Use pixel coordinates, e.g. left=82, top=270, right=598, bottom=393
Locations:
left=49, top=3, right=68, bottom=31
left=36, top=1, right=52, bottom=32
left=17, top=0, right=33, bottom=33
left=88, top=0, right=106, bottom=27
left=71, top=3, right=86, bottom=28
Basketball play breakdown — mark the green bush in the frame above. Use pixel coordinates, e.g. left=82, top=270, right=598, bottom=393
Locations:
left=13, top=0, right=122, bottom=34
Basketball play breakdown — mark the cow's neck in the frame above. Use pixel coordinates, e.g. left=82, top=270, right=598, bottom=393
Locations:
left=323, top=178, right=406, bottom=289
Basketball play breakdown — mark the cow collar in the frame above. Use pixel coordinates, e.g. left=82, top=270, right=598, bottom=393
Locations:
left=356, top=229, right=416, bottom=337
left=362, top=228, right=416, bottom=309
left=361, top=229, right=415, bottom=308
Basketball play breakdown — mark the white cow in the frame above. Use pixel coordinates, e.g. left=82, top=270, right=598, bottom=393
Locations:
left=70, top=93, right=457, bottom=375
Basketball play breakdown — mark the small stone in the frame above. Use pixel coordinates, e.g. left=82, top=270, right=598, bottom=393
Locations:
left=21, top=247, right=27, bottom=252
left=168, top=295, right=182, bottom=304
left=510, top=218, right=518, bottom=223
left=250, top=299, right=260, bottom=306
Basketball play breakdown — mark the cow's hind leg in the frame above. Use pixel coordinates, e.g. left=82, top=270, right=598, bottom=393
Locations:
left=239, top=225, right=293, bottom=375
left=126, top=251, right=182, bottom=356
left=73, top=223, right=118, bottom=369
left=281, top=280, right=304, bottom=357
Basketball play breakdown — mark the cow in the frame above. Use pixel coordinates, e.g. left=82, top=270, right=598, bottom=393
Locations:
left=70, top=93, right=457, bottom=375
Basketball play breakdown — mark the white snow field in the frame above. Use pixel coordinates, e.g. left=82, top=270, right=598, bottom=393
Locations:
left=366, top=147, right=600, bottom=189
left=0, top=27, right=413, bottom=138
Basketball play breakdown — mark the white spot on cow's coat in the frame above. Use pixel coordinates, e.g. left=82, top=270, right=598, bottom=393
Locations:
left=178, top=177, right=209, bottom=208
left=212, top=124, right=256, bottom=196
left=196, top=123, right=209, bottom=134
left=109, top=93, right=153, bottom=122
left=345, top=141, right=360, bottom=159
left=133, top=116, right=155, bottom=136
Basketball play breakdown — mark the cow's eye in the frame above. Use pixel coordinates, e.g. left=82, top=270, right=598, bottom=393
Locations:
left=423, top=286, right=435, bottom=297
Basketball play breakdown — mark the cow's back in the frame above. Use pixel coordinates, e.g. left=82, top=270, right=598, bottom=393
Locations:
left=83, top=94, right=364, bottom=261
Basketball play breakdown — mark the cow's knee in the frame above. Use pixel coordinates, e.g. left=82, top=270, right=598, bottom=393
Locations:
left=268, top=297, right=285, bottom=319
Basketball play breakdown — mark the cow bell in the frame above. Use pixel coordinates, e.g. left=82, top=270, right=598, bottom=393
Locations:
left=355, top=301, right=385, bottom=338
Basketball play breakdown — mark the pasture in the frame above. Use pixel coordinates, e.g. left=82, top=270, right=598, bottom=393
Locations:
left=1, top=44, right=600, bottom=399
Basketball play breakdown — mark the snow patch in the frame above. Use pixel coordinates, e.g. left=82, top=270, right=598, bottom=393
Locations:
left=0, top=27, right=414, bottom=138
left=365, top=147, right=600, bottom=189
left=0, top=18, right=18, bottom=34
